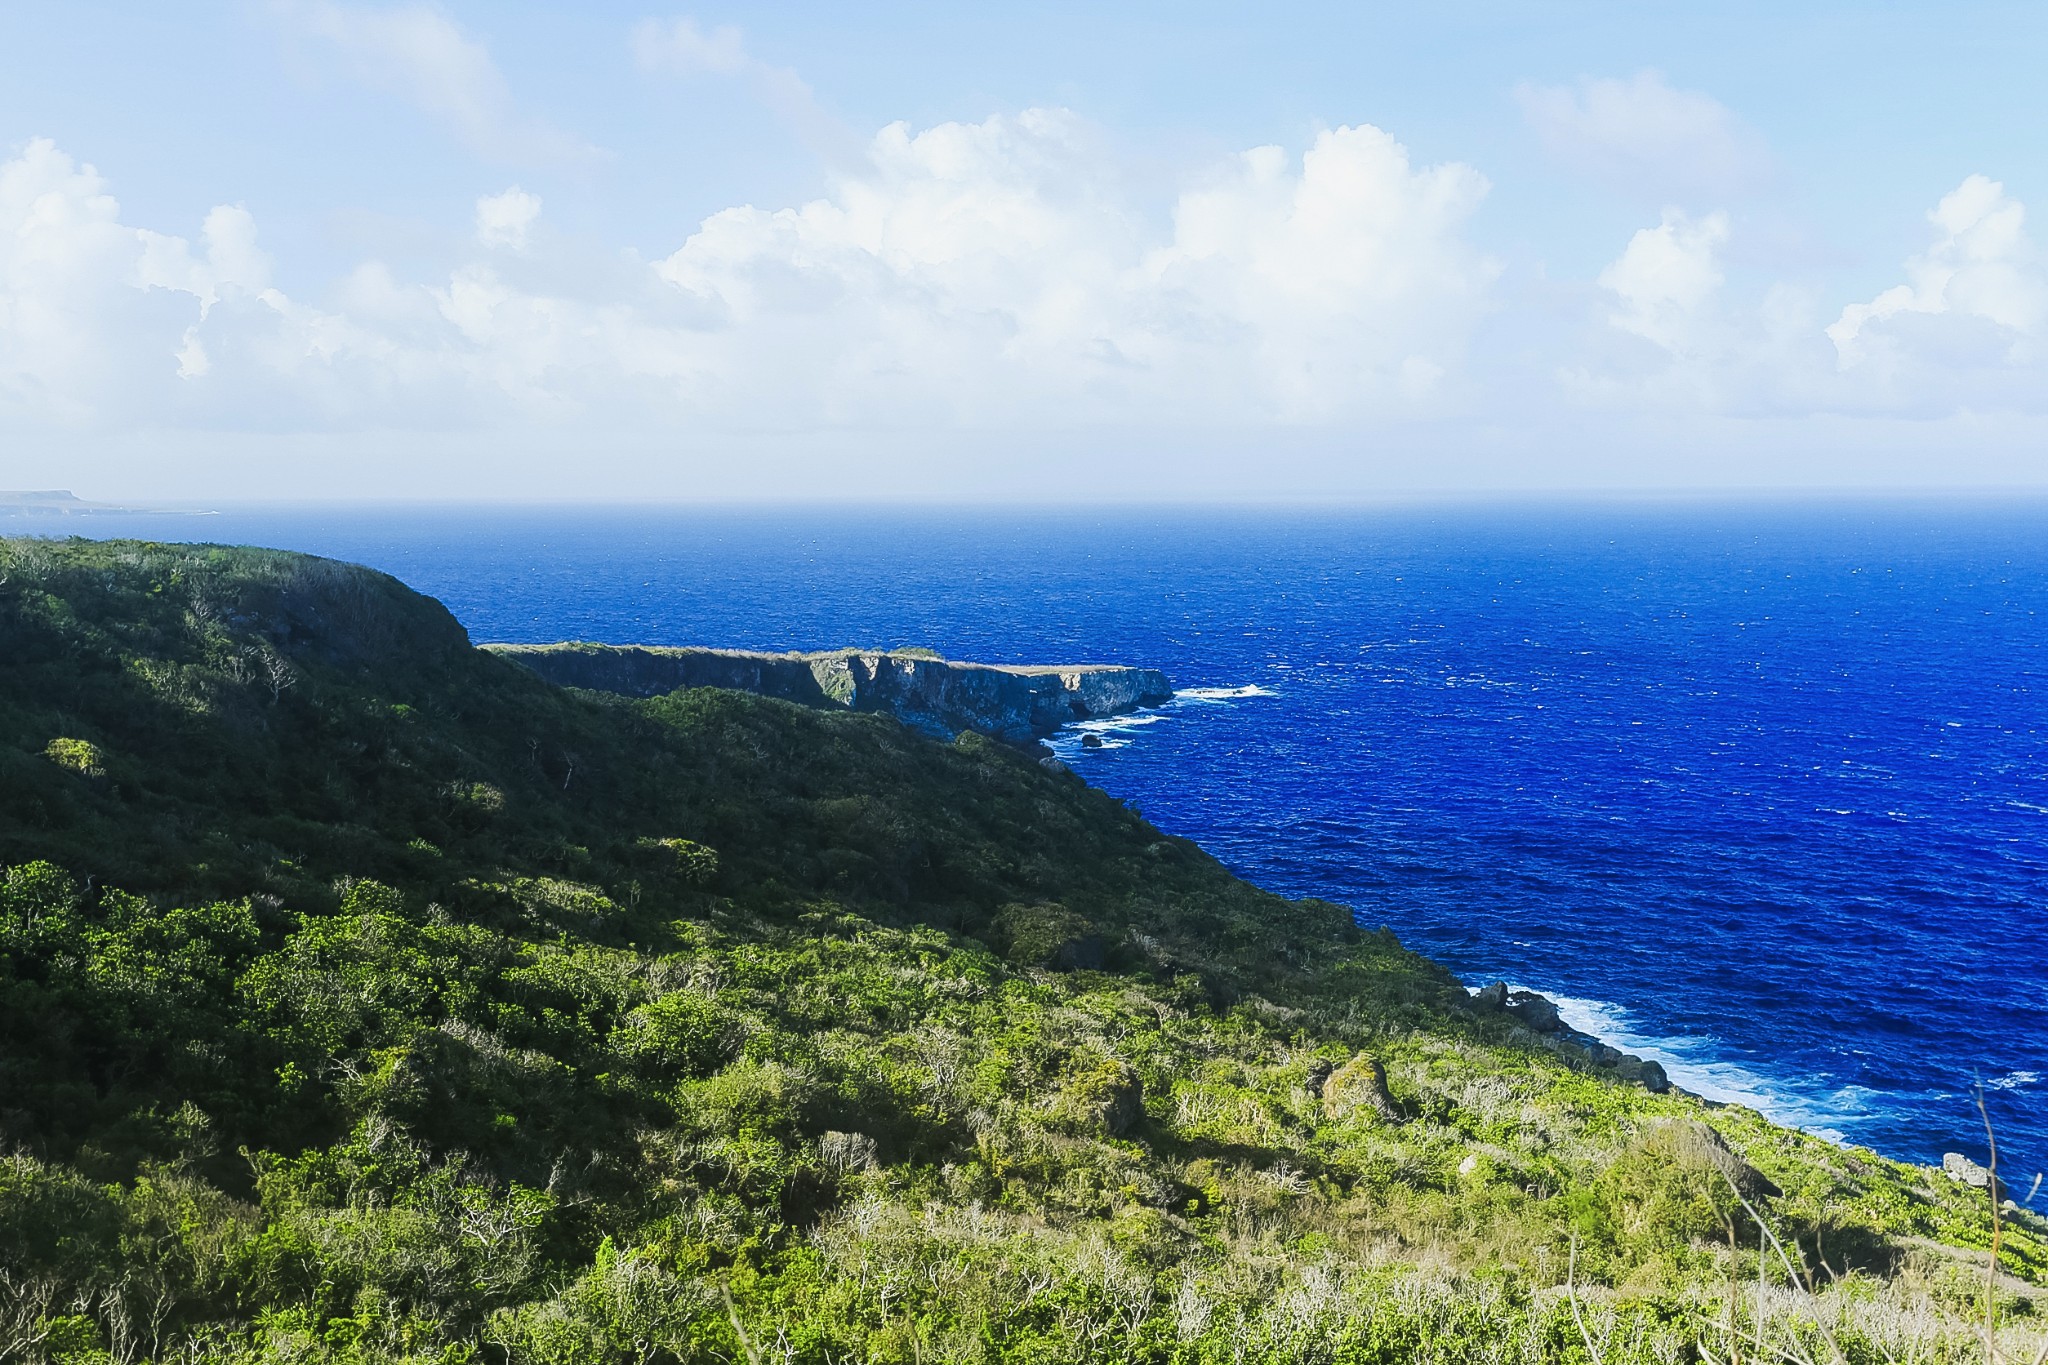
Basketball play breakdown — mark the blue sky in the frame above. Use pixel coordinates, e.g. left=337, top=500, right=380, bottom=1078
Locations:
left=4, top=2, right=2046, bottom=500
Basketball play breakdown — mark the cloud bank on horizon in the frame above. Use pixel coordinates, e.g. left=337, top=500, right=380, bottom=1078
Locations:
left=1, top=3, right=2045, bottom=498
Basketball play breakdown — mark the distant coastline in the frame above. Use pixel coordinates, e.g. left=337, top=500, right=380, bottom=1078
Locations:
left=0, top=490, right=215, bottom=517
left=489, top=641, right=1175, bottom=749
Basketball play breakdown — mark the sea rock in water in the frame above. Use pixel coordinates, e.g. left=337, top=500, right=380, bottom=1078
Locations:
left=1506, top=991, right=1562, bottom=1033
left=1470, top=981, right=1509, bottom=1011
left=1322, top=1055, right=1404, bottom=1124
left=1081, top=733, right=1104, bottom=749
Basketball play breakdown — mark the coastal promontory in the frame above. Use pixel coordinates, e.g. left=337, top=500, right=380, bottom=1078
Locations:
left=488, top=642, right=1174, bottom=744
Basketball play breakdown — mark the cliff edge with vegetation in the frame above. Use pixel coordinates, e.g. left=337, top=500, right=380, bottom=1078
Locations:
left=486, top=643, right=1173, bottom=745
left=0, top=537, right=2039, bottom=1365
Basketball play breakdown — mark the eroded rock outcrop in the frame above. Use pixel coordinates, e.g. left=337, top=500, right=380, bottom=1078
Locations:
left=1321, top=1054, right=1405, bottom=1124
left=1942, top=1151, right=2007, bottom=1200
left=488, top=643, right=1172, bottom=744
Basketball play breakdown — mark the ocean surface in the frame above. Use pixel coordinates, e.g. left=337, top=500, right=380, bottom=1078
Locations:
left=33, top=501, right=2048, bottom=1181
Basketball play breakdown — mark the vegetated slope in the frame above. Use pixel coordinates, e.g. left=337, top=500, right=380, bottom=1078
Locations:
left=0, top=537, right=2036, bottom=1365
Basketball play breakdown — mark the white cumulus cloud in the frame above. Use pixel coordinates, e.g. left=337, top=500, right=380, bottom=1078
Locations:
left=1828, top=174, right=2046, bottom=367
left=0, top=140, right=288, bottom=416
left=12, top=115, right=2048, bottom=492
left=474, top=187, right=541, bottom=250
left=1599, top=209, right=1729, bottom=354
left=1518, top=71, right=1771, bottom=201
left=0, top=118, right=1497, bottom=435
left=136, top=204, right=275, bottom=378
left=1580, top=180, right=2048, bottom=420
left=656, top=112, right=1497, bottom=422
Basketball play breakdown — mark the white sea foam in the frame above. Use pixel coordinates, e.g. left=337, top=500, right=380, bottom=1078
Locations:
left=1054, top=682, right=1276, bottom=757
left=1071, top=714, right=1168, bottom=736
left=1989, top=1070, right=2041, bottom=1091
left=1506, top=983, right=1873, bottom=1145
left=1174, top=684, right=1279, bottom=702
left=1048, top=711, right=1170, bottom=756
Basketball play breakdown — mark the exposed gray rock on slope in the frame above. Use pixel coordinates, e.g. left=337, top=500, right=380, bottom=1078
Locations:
left=1942, top=1151, right=2007, bottom=1199
left=487, top=643, right=1173, bottom=744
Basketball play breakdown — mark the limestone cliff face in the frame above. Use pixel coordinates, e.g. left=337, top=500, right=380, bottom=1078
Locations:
left=487, top=644, right=1172, bottom=743
left=1053, top=668, right=1168, bottom=718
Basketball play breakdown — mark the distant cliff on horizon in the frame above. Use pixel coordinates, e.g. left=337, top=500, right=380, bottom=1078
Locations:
left=0, top=489, right=211, bottom=516
left=487, top=642, right=1174, bottom=745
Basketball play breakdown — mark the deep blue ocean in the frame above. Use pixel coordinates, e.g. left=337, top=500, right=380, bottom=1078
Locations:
left=45, top=501, right=2048, bottom=1181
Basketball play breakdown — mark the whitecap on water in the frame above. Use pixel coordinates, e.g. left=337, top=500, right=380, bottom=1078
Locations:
left=1175, top=684, right=1279, bottom=703
left=1989, top=1070, right=2041, bottom=1091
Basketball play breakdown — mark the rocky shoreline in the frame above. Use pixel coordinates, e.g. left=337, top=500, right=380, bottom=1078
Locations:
left=1475, top=984, right=2048, bottom=1218
left=488, top=642, right=1174, bottom=746
left=1463, top=981, right=1676, bottom=1095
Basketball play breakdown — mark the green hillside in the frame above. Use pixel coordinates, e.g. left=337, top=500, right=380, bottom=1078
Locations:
left=0, top=537, right=2037, bottom=1364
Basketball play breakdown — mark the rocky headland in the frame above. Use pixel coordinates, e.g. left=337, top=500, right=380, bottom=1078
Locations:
left=487, top=642, right=1174, bottom=746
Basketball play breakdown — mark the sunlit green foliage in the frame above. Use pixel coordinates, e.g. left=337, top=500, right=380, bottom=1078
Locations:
left=0, top=537, right=2039, bottom=1363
